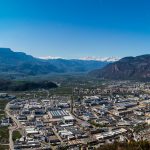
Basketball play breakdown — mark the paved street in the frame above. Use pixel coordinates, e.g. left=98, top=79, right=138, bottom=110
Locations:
left=5, top=103, right=23, bottom=150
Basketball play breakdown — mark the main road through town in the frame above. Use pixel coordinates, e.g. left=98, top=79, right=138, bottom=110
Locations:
left=5, top=103, right=23, bottom=150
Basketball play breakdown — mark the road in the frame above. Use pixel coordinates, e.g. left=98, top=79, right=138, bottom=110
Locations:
left=52, top=128, right=64, bottom=144
left=5, top=103, right=23, bottom=150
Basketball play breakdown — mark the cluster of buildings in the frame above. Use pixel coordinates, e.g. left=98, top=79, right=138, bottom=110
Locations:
left=3, top=81, right=150, bottom=149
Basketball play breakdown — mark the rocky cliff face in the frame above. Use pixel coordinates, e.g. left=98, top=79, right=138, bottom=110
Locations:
left=89, top=55, right=150, bottom=80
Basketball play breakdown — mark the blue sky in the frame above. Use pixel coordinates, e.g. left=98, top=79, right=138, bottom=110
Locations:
left=0, top=0, right=150, bottom=58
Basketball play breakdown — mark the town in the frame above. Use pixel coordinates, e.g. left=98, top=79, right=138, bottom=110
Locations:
left=1, top=80, right=150, bottom=150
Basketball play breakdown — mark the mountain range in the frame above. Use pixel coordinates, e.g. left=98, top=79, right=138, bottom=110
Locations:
left=0, top=48, right=110, bottom=76
left=39, top=56, right=120, bottom=62
left=80, top=56, right=120, bottom=62
left=1, top=48, right=150, bottom=80
left=89, top=54, right=150, bottom=80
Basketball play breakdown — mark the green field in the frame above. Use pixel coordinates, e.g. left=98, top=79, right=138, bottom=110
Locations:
left=0, top=127, right=9, bottom=144
left=0, top=99, right=10, bottom=120
left=0, top=100, right=10, bottom=145
left=12, top=130, right=22, bottom=142
left=0, top=100, right=10, bottom=110
left=0, top=145, right=9, bottom=150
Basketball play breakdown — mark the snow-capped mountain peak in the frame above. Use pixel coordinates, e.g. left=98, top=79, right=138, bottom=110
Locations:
left=80, top=56, right=120, bottom=62
left=38, top=56, right=120, bottom=62
left=38, top=56, right=62, bottom=60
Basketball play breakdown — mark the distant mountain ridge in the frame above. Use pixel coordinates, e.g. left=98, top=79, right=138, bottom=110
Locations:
left=0, top=48, right=110, bottom=76
left=39, top=56, right=120, bottom=62
left=80, top=56, right=120, bottom=62
left=89, top=54, right=150, bottom=80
